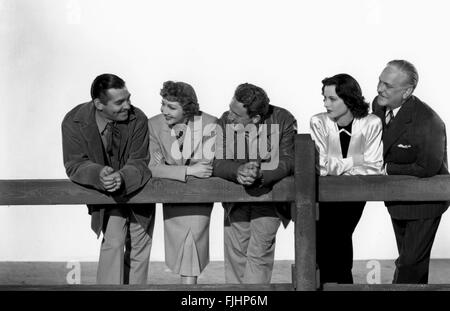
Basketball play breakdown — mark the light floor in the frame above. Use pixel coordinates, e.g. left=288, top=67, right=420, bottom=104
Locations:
left=1, top=260, right=450, bottom=285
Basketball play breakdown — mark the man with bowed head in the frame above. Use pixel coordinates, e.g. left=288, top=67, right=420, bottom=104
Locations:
left=213, top=83, right=297, bottom=284
left=62, top=73, right=154, bottom=284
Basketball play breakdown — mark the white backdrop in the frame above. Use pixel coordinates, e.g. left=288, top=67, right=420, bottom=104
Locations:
left=1, top=0, right=450, bottom=262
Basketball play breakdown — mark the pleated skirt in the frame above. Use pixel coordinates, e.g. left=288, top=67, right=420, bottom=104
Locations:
left=163, top=203, right=213, bottom=276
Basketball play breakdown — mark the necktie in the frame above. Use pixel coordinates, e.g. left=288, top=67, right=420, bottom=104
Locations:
left=105, top=122, right=121, bottom=170
left=385, top=109, right=394, bottom=127
left=174, top=124, right=187, bottom=152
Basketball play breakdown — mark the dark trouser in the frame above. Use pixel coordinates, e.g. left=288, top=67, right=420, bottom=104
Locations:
left=317, top=201, right=365, bottom=285
left=391, top=216, right=441, bottom=284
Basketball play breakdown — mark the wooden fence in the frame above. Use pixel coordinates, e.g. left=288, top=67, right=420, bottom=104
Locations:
left=1, top=134, right=450, bottom=291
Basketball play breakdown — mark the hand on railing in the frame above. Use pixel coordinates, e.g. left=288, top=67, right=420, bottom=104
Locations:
left=99, top=166, right=122, bottom=192
left=237, top=161, right=261, bottom=186
left=186, top=162, right=213, bottom=178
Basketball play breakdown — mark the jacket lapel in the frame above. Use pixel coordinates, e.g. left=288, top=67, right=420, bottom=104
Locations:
left=184, top=115, right=203, bottom=162
left=327, top=118, right=342, bottom=157
left=382, top=97, right=415, bottom=156
left=346, top=118, right=359, bottom=157
left=161, top=120, right=184, bottom=165
left=118, top=108, right=137, bottom=161
left=75, top=102, right=105, bottom=165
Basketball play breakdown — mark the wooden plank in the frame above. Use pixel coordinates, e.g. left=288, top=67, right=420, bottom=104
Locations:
left=0, top=177, right=295, bottom=206
left=3, top=133, right=450, bottom=292
left=0, top=283, right=293, bottom=291
left=294, top=134, right=317, bottom=291
left=323, top=283, right=450, bottom=291
left=319, top=175, right=450, bottom=202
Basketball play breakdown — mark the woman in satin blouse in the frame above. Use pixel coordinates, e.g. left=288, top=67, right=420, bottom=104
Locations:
left=148, top=81, right=217, bottom=284
left=310, top=73, right=384, bottom=285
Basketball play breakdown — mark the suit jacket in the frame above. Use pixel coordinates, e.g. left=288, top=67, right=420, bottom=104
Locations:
left=62, top=101, right=153, bottom=236
left=148, top=112, right=218, bottom=181
left=213, top=105, right=297, bottom=227
left=310, top=112, right=384, bottom=176
left=372, top=95, right=449, bottom=219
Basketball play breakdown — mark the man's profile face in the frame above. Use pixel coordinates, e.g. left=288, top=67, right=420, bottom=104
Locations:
left=377, top=65, right=411, bottom=109
left=96, top=87, right=131, bottom=121
left=227, top=97, right=253, bottom=127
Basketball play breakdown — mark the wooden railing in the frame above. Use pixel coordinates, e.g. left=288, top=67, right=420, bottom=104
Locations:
left=1, top=134, right=450, bottom=291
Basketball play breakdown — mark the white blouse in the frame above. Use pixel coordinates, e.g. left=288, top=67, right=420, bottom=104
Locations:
left=309, top=112, right=384, bottom=176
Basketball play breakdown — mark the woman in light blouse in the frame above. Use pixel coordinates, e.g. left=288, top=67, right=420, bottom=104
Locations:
left=310, top=73, right=384, bottom=285
left=148, top=81, right=217, bottom=284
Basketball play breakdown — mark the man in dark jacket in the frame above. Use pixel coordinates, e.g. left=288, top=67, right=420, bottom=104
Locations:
left=373, top=60, right=448, bottom=284
left=62, top=74, right=154, bottom=284
left=213, top=83, right=297, bottom=283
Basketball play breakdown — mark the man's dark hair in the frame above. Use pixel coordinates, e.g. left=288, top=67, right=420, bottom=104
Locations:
left=234, top=83, right=270, bottom=118
left=90, top=74, right=126, bottom=100
left=160, top=81, right=200, bottom=118
left=321, top=73, right=369, bottom=119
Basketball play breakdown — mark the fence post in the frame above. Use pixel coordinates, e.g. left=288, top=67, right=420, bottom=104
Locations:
left=294, top=134, right=317, bottom=290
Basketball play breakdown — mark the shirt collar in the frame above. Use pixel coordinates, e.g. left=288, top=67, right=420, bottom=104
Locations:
left=385, top=106, right=402, bottom=118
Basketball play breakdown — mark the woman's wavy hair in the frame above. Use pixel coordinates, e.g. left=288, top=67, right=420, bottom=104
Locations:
left=160, top=81, right=200, bottom=118
left=321, top=74, right=369, bottom=119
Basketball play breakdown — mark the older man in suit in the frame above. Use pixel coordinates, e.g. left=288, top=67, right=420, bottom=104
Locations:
left=372, top=60, right=448, bottom=284
left=62, top=73, right=154, bottom=284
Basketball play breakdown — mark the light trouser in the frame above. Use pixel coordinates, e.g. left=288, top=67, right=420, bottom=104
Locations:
left=97, top=208, right=155, bottom=285
left=224, top=203, right=281, bottom=284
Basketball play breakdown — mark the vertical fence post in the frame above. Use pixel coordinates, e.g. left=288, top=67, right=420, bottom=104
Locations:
left=294, top=134, right=317, bottom=290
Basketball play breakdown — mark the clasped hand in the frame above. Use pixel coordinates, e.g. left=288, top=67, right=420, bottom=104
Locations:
left=237, top=161, right=261, bottom=186
left=99, top=166, right=123, bottom=192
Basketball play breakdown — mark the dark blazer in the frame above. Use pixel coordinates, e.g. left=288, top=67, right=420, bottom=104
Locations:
left=62, top=101, right=153, bottom=236
left=213, top=105, right=297, bottom=227
left=372, top=95, right=449, bottom=219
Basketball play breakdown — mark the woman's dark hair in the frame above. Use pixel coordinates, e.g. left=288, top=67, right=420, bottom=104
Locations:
left=234, top=83, right=270, bottom=118
left=321, top=74, right=369, bottom=118
left=160, top=81, right=200, bottom=118
left=90, top=73, right=125, bottom=100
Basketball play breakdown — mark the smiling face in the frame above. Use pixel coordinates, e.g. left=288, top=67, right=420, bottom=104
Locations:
left=95, top=87, right=131, bottom=121
left=323, top=85, right=352, bottom=123
left=160, top=98, right=186, bottom=126
left=377, top=65, right=412, bottom=109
